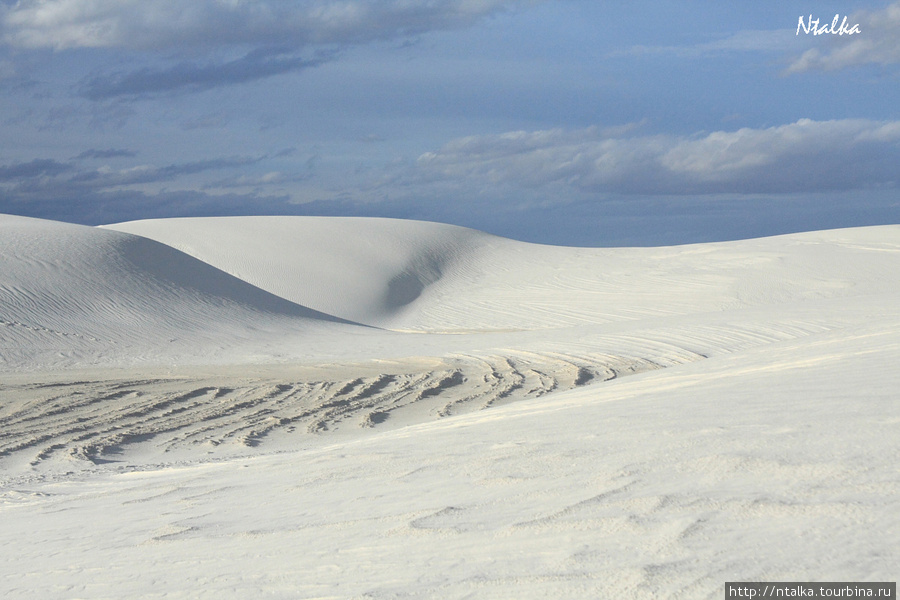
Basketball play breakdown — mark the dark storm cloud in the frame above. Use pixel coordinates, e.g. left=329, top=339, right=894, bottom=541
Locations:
left=0, top=158, right=72, bottom=181
left=1, top=154, right=266, bottom=205
left=0, top=152, right=292, bottom=225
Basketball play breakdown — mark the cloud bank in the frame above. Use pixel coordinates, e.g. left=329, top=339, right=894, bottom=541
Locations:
left=416, top=119, right=900, bottom=195
left=1, top=0, right=534, bottom=51
left=0, top=153, right=290, bottom=224
left=1, top=0, right=537, bottom=97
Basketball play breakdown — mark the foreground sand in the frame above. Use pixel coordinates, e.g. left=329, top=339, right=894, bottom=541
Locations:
left=2, top=215, right=898, bottom=598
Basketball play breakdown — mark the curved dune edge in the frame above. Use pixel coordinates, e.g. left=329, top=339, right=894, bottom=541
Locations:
left=105, top=215, right=500, bottom=328
left=1, top=214, right=369, bottom=371
left=105, top=217, right=900, bottom=332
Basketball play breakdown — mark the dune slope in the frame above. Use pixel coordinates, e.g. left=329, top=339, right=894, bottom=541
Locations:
left=107, top=217, right=900, bottom=332
left=0, top=214, right=360, bottom=370
left=106, top=216, right=496, bottom=327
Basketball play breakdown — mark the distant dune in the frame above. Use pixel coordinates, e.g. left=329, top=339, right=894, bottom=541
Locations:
left=106, top=216, right=499, bottom=328
left=106, top=216, right=900, bottom=331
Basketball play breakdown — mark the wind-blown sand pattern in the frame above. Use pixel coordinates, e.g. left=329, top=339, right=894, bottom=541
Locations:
left=1, top=214, right=898, bottom=598
left=1, top=352, right=663, bottom=468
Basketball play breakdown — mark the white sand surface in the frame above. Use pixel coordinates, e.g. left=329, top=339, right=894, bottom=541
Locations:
left=2, top=214, right=898, bottom=598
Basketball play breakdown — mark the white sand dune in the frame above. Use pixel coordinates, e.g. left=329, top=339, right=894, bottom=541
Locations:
left=107, top=216, right=900, bottom=332
left=0, top=214, right=366, bottom=370
left=106, top=216, right=495, bottom=328
left=2, top=214, right=899, bottom=598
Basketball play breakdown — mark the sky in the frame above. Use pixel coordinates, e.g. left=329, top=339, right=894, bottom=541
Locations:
left=1, top=0, right=898, bottom=246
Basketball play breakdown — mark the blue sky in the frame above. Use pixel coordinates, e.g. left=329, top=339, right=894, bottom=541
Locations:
left=1, top=0, right=898, bottom=245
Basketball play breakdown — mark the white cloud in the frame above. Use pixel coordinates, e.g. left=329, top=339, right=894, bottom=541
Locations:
left=608, top=29, right=809, bottom=60
left=786, top=2, right=900, bottom=73
left=698, top=29, right=800, bottom=53
left=1, top=0, right=534, bottom=51
left=416, top=119, right=900, bottom=195
left=1, top=0, right=538, bottom=96
left=607, top=4, right=899, bottom=74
